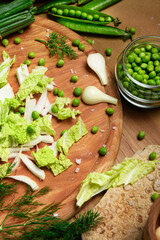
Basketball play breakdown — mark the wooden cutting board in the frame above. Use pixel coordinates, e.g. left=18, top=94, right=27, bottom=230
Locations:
left=0, top=16, right=122, bottom=220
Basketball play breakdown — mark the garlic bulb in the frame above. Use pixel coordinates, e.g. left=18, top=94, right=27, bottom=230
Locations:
left=82, top=86, right=118, bottom=105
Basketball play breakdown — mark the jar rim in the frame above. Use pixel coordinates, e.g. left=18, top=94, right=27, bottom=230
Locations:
left=122, top=35, right=160, bottom=89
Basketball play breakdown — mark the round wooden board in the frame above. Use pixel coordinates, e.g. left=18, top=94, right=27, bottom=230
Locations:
left=0, top=16, right=122, bottom=220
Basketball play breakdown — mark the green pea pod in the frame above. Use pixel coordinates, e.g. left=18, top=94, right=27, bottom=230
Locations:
left=78, top=0, right=92, bottom=5
left=56, top=17, right=132, bottom=40
left=35, top=0, right=78, bottom=14
left=48, top=4, right=121, bottom=26
left=83, top=0, right=122, bottom=11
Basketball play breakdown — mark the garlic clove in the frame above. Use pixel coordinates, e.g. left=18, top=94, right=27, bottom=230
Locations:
left=82, top=86, right=118, bottom=105
left=87, top=53, right=108, bottom=86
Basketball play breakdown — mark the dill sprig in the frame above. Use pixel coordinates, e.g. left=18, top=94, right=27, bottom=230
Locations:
left=0, top=182, right=103, bottom=240
left=35, top=31, right=78, bottom=60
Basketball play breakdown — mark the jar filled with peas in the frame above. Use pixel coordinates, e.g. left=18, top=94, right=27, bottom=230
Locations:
left=115, top=36, right=160, bottom=108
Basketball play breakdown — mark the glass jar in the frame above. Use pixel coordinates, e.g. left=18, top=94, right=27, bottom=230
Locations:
left=115, top=36, right=160, bottom=108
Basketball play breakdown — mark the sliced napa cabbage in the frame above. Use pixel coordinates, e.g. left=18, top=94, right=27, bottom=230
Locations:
left=76, top=158, right=157, bottom=207
left=32, top=145, right=57, bottom=168
left=57, top=117, right=88, bottom=155
left=16, top=64, right=29, bottom=85
left=0, top=162, right=10, bottom=179
left=7, top=175, right=39, bottom=191
left=54, top=97, right=71, bottom=110
left=15, top=66, right=48, bottom=102
left=31, top=76, right=53, bottom=94
left=0, top=147, right=10, bottom=162
left=0, top=51, right=15, bottom=88
left=50, top=153, right=72, bottom=176
left=0, top=84, right=14, bottom=103
left=57, top=108, right=81, bottom=120
left=24, top=96, right=36, bottom=123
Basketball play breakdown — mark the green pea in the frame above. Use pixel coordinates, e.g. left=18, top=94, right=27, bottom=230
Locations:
left=106, top=16, right=112, bottom=22
left=32, top=111, right=40, bottom=120
left=70, top=75, right=78, bottom=83
left=152, top=53, right=160, bottom=61
left=148, top=79, right=156, bottom=85
left=72, top=98, right=80, bottom=107
left=75, top=10, right=81, bottom=17
left=51, top=7, right=57, bottom=14
left=137, top=131, right=145, bottom=140
left=141, top=63, right=147, bottom=69
left=123, top=81, right=130, bottom=89
left=146, top=65, right=154, bottom=72
left=139, top=52, right=145, bottom=58
left=63, top=9, right=69, bottom=16
left=105, top=48, right=112, bottom=56
left=69, top=9, right=75, bottom=17
left=151, top=47, right=159, bottom=54
left=99, top=16, right=105, bottom=22
left=117, top=64, right=123, bottom=71
left=61, top=129, right=67, bottom=136
left=127, top=54, right=135, bottom=63
left=18, top=107, right=25, bottom=114
left=135, top=57, right=141, bottom=64
left=132, top=90, right=139, bottom=96
left=87, top=15, right=93, bottom=21
left=14, top=37, right=21, bottom=44
left=58, top=90, right=64, bottom=97
left=127, top=68, right=133, bottom=76
left=91, top=126, right=98, bottom=134
left=156, top=79, right=160, bottom=85
left=87, top=39, right=93, bottom=45
left=140, top=47, right=145, bottom=52
left=151, top=193, right=159, bottom=201
left=81, top=12, right=87, bottom=19
left=142, top=79, right=148, bottom=84
left=38, top=58, right=46, bottom=66
left=57, top=9, right=63, bottom=16
left=72, top=39, right=80, bottom=46
left=51, top=104, right=58, bottom=113
left=145, top=44, right=152, bottom=51
left=106, top=107, right=114, bottom=115
left=148, top=60, right=153, bottom=65
left=28, top=51, right=35, bottom=59
left=1, top=38, right=9, bottom=47
left=93, top=14, right=99, bottom=20
left=134, top=66, right=141, bottom=73
left=73, top=87, right=82, bottom=97
left=98, top=147, right=107, bottom=156
left=24, top=59, right=31, bottom=66
left=144, top=74, right=149, bottom=80
left=152, top=93, right=159, bottom=100
left=27, top=125, right=35, bottom=134
left=154, top=60, right=159, bottom=66
left=129, top=27, right=136, bottom=34
left=149, top=71, right=156, bottom=79
left=16, top=112, right=21, bottom=116
left=78, top=43, right=85, bottom=51
left=132, top=62, right=137, bottom=68
left=134, top=48, right=141, bottom=55
left=57, top=59, right=64, bottom=67
left=53, top=88, right=59, bottom=95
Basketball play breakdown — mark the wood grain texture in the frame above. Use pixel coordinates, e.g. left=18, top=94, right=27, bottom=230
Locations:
left=0, top=16, right=122, bottom=219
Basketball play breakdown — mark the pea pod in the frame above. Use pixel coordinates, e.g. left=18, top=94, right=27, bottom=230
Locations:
left=35, top=0, right=78, bottom=14
left=83, top=0, right=122, bottom=11
left=78, top=0, right=92, bottom=5
left=48, top=4, right=121, bottom=26
left=56, top=17, right=132, bottom=40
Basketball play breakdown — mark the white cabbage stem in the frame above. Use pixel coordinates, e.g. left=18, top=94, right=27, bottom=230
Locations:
left=7, top=175, right=39, bottom=191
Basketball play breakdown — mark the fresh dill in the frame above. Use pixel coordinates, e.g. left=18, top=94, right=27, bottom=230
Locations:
left=0, top=181, right=102, bottom=240
left=35, top=31, right=78, bottom=60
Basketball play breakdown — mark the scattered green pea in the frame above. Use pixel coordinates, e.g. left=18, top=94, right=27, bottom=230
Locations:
left=51, top=104, right=58, bottom=113
left=53, top=87, right=59, bottom=95
left=57, top=59, right=64, bottom=67
left=14, top=37, right=21, bottom=44
left=18, top=29, right=24, bottom=34
left=28, top=51, right=35, bottom=59
left=129, top=27, right=136, bottom=34
left=27, top=125, right=35, bottom=134
left=15, top=111, right=21, bottom=116
left=149, top=151, right=157, bottom=160
left=98, top=147, right=107, bottom=156
left=58, top=90, right=64, bottom=97
left=91, top=126, right=98, bottom=134
left=72, top=98, right=80, bottom=107
left=137, top=131, right=145, bottom=140
left=72, top=39, right=80, bottom=46
left=71, top=75, right=78, bottom=83
left=32, top=111, right=40, bottom=120
left=18, top=107, right=25, bottom=114
left=24, top=59, right=31, bottom=66
left=1, top=39, right=9, bottom=47
left=105, top=48, right=112, bottom=56
left=73, top=87, right=82, bottom=97
left=151, top=193, right=159, bottom=201
left=106, top=107, right=114, bottom=115
left=61, top=129, right=67, bottom=136
left=78, top=43, right=85, bottom=51
left=87, top=39, right=93, bottom=45
left=38, top=58, right=46, bottom=66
